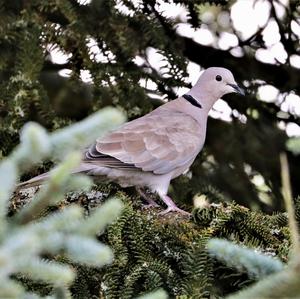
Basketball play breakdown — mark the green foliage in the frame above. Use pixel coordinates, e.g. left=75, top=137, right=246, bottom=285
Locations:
left=15, top=190, right=292, bottom=298
left=204, top=153, right=300, bottom=299
left=180, top=236, right=212, bottom=298
left=226, top=257, right=300, bottom=299
left=193, top=201, right=290, bottom=253
left=207, top=239, right=284, bottom=279
left=0, top=107, right=125, bottom=298
left=1, top=0, right=300, bottom=298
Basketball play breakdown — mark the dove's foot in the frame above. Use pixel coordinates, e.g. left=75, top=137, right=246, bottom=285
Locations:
left=137, top=187, right=159, bottom=208
left=159, top=206, right=191, bottom=215
left=159, top=195, right=191, bottom=216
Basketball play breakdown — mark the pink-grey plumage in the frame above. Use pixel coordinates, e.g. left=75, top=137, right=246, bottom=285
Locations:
left=19, top=67, right=244, bottom=214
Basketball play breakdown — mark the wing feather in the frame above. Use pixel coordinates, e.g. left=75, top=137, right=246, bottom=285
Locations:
left=84, top=109, right=204, bottom=174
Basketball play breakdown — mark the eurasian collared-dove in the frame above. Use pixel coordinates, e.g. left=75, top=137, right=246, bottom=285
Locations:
left=20, top=67, right=244, bottom=215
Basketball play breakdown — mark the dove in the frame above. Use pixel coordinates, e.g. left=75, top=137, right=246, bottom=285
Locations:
left=19, top=67, right=244, bottom=215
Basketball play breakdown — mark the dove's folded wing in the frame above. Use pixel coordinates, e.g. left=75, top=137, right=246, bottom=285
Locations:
left=84, top=110, right=204, bottom=175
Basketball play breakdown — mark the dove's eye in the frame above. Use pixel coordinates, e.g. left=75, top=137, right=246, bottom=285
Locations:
left=215, top=75, right=222, bottom=82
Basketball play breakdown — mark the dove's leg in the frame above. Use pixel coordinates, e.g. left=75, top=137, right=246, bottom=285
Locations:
left=136, top=187, right=159, bottom=208
left=159, top=195, right=191, bottom=216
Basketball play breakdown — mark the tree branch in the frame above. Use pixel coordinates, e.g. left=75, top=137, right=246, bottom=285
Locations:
left=181, top=36, right=300, bottom=94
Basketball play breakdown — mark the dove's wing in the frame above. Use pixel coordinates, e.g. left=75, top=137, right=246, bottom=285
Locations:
left=84, top=109, right=204, bottom=175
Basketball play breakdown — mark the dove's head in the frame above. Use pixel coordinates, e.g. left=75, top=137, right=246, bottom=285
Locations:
left=189, top=67, right=244, bottom=110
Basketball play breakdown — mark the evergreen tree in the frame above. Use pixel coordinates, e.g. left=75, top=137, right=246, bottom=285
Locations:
left=1, top=0, right=299, bottom=211
left=1, top=0, right=300, bottom=298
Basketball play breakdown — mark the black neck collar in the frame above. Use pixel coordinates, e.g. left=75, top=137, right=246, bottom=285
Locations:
left=182, top=94, right=202, bottom=109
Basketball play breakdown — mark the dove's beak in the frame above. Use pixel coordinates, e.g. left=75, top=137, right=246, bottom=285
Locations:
left=227, top=83, right=245, bottom=96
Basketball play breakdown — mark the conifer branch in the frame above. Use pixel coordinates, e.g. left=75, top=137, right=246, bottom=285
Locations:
left=0, top=106, right=125, bottom=298
left=226, top=256, right=300, bottom=299
left=207, top=239, right=283, bottom=279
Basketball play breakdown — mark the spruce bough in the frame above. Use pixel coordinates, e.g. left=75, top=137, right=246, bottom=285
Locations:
left=0, top=107, right=125, bottom=298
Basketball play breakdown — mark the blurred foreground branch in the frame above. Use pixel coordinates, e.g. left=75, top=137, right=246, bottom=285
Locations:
left=0, top=107, right=125, bottom=298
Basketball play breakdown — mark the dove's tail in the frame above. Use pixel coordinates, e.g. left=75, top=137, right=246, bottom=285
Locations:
left=16, top=163, right=96, bottom=191
left=17, top=172, right=52, bottom=190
